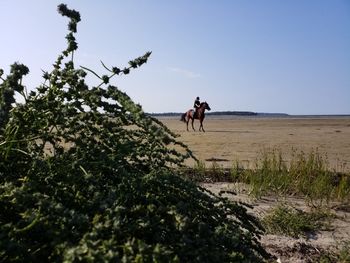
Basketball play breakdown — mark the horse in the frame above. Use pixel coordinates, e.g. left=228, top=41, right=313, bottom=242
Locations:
left=180, top=102, right=211, bottom=132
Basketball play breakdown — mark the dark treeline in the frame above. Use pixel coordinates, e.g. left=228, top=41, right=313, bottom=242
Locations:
left=148, top=111, right=295, bottom=117
left=148, top=111, right=259, bottom=117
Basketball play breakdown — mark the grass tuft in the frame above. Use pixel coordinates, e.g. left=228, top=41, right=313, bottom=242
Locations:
left=262, top=204, right=333, bottom=238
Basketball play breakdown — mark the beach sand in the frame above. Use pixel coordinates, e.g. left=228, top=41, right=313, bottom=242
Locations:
left=159, top=116, right=350, bottom=172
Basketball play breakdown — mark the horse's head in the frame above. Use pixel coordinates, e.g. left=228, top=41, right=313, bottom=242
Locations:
left=202, top=101, right=211, bottom=111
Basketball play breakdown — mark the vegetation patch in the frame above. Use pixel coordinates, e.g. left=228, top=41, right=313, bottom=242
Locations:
left=244, top=149, right=350, bottom=206
left=186, top=149, right=350, bottom=207
left=262, top=204, right=332, bottom=238
left=336, top=241, right=350, bottom=263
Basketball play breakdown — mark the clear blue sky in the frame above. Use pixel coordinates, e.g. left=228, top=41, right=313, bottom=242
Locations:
left=1, top=0, right=349, bottom=114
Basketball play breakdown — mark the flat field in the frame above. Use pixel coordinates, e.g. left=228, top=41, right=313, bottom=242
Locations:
left=161, top=116, right=350, bottom=262
left=159, top=116, right=350, bottom=172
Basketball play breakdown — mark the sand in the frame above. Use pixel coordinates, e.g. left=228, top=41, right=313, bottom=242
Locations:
left=159, top=116, right=350, bottom=262
left=159, top=116, right=350, bottom=172
left=203, top=182, right=350, bottom=262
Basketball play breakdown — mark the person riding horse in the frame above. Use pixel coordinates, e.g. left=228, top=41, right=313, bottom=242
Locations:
left=193, top=97, right=201, bottom=119
left=181, top=99, right=211, bottom=132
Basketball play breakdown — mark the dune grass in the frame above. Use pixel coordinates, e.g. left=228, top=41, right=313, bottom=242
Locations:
left=244, top=149, right=350, bottom=206
left=189, top=148, right=350, bottom=207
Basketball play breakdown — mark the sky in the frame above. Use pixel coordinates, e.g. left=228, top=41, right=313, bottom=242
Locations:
left=1, top=0, right=349, bottom=115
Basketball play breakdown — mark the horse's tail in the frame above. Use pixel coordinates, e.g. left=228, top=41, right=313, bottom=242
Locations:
left=180, top=113, right=186, bottom=122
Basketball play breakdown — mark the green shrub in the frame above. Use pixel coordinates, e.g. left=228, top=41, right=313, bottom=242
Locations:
left=0, top=4, right=270, bottom=262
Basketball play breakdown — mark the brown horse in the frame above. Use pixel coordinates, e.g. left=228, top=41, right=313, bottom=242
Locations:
left=180, top=102, right=211, bottom=132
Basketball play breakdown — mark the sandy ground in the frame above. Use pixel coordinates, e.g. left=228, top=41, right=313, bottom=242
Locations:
left=159, top=116, right=350, bottom=172
left=203, top=182, right=350, bottom=263
left=159, top=116, right=350, bottom=262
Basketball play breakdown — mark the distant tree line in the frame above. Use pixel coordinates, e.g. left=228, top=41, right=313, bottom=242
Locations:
left=148, top=111, right=257, bottom=117
left=148, top=111, right=291, bottom=117
left=207, top=111, right=258, bottom=116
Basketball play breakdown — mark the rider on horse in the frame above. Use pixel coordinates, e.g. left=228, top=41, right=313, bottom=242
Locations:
left=193, top=96, right=201, bottom=119
left=180, top=98, right=210, bottom=132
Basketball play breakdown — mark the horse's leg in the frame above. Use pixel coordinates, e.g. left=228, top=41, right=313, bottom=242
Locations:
left=191, top=118, right=195, bottom=131
left=199, top=119, right=205, bottom=132
left=186, top=118, right=189, bottom=131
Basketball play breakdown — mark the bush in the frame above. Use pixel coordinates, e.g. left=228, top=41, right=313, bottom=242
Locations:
left=0, top=4, right=270, bottom=262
